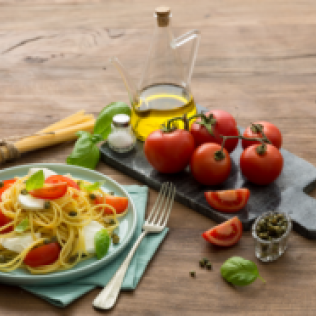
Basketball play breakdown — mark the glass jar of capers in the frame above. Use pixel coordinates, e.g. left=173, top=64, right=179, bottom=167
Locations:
left=252, top=211, right=292, bottom=262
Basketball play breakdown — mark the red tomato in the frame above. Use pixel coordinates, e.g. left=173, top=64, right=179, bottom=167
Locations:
left=45, top=175, right=80, bottom=190
left=202, top=217, right=243, bottom=247
left=0, top=209, right=13, bottom=233
left=242, top=121, right=282, bottom=150
left=190, top=143, right=231, bottom=185
left=24, top=242, right=61, bottom=267
left=29, top=183, right=68, bottom=200
left=144, top=129, right=195, bottom=173
left=95, top=195, right=129, bottom=215
left=0, top=179, right=17, bottom=202
left=190, top=110, right=239, bottom=153
left=240, top=144, right=283, bottom=185
left=205, top=188, right=250, bottom=213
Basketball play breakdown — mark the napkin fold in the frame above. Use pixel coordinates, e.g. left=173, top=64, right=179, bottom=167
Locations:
left=22, top=185, right=168, bottom=308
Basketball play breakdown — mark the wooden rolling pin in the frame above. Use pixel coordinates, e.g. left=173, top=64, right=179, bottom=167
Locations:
left=0, top=111, right=95, bottom=163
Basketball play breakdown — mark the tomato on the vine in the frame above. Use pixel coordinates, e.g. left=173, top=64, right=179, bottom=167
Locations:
left=190, top=143, right=231, bottom=186
left=202, top=217, right=243, bottom=247
left=190, top=110, right=239, bottom=153
left=205, top=188, right=250, bottom=213
left=242, top=121, right=282, bottom=150
left=240, top=144, right=283, bottom=185
left=144, top=128, right=195, bottom=174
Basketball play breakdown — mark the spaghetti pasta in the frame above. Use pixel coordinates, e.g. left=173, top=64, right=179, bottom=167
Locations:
left=0, top=170, right=128, bottom=274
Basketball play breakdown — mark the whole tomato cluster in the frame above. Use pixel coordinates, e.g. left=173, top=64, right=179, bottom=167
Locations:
left=144, top=110, right=284, bottom=186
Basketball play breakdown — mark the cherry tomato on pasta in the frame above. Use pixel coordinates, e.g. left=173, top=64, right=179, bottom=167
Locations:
left=202, top=217, right=243, bottom=247
left=24, top=242, right=61, bottom=267
left=0, top=179, right=17, bottom=202
left=45, top=175, right=80, bottom=190
left=205, top=188, right=250, bottom=213
left=95, top=195, right=129, bottom=215
left=29, top=183, right=68, bottom=200
left=0, top=209, right=13, bottom=233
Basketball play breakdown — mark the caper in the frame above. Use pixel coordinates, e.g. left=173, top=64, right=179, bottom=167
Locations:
left=112, top=234, right=120, bottom=244
left=68, top=211, right=77, bottom=217
left=89, top=193, right=96, bottom=200
left=206, top=262, right=212, bottom=270
left=199, top=259, right=205, bottom=268
left=190, top=271, right=196, bottom=278
left=44, top=236, right=57, bottom=244
left=109, top=192, right=115, bottom=196
left=109, top=219, right=115, bottom=225
left=44, top=201, right=51, bottom=209
left=68, top=254, right=79, bottom=263
left=20, top=189, right=28, bottom=195
left=0, top=255, right=8, bottom=263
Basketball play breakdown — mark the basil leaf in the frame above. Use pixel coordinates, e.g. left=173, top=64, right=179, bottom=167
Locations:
left=220, top=256, right=265, bottom=286
left=66, top=131, right=101, bottom=169
left=25, top=170, right=44, bottom=191
left=15, top=218, right=29, bottom=233
left=94, top=102, right=131, bottom=139
left=94, top=229, right=111, bottom=259
left=80, top=180, right=105, bottom=192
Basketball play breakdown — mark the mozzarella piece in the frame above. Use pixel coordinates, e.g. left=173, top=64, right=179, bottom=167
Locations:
left=18, top=194, right=45, bottom=210
left=83, top=221, right=105, bottom=254
left=28, top=168, right=57, bottom=180
left=1, top=233, right=40, bottom=253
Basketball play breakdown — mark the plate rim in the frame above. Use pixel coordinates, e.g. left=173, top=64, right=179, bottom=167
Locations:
left=0, top=163, right=137, bottom=284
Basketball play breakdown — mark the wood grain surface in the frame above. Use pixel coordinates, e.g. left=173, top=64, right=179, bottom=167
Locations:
left=1, top=0, right=316, bottom=315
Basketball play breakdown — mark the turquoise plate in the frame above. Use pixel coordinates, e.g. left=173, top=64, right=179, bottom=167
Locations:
left=0, top=163, right=137, bottom=286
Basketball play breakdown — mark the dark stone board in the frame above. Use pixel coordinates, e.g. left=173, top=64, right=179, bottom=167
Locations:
left=100, top=105, right=316, bottom=239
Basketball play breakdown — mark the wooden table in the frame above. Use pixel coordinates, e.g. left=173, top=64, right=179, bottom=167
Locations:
left=1, top=0, right=316, bottom=314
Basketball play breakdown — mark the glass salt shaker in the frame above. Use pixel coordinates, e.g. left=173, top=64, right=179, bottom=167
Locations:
left=107, top=114, right=136, bottom=153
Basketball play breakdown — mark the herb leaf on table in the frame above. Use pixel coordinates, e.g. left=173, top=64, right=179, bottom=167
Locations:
left=220, top=256, right=265, bottom=286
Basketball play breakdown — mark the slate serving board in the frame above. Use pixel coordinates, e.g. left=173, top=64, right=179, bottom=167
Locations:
left=100, top=105, right=316, bottom=239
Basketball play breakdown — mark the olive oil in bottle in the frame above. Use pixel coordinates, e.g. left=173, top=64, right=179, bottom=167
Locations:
left=131, top=84, right=197, bottom=141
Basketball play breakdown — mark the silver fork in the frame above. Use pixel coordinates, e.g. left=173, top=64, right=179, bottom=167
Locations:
left=93, top=182, right=176, bottom=310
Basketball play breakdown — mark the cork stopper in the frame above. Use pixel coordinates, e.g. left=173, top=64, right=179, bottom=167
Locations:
left=155, top=6, right=171, bottom=27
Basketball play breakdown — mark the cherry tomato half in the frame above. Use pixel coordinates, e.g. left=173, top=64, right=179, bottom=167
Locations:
left=242, top=121, right=282, bottom=150
left=24, top=242, right=61, bottom=267
left=95, top=195, right=129, bottom=215
left=0, top=179, right=17, bottom=202
left=190, top=110, right=239, bottom=153
left=0, top=209, right=13, bottom=233
left=144, top=129, right=195, bottom=174
left=202, top=217, right=243, bottom=247
left=240, top=144, right=283, bottom=185
left=45, top=175, right=80, bottom=190
left=190, top=143, right=231, bottom=186
left=205, top=188, right=250, bottom=213
left=29, top=183, right=68, bottom=200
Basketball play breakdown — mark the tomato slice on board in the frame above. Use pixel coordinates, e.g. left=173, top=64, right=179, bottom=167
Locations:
left=204, top=189, right=250, bottom=213
left=0, top=179, right=17, bottom=202
left=95, top=195, right=129, bottom=215
left=0, top=209, right=13, bottom=233
left=45, top=175, right=80, bottom=190
left=24, top=242, right=61, bottom=267
left=202, top=217, right=243, bottom=247
left=29, top=183, right=68, bottom=200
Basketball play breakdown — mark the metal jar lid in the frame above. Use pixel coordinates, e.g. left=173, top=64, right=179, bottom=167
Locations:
left=112, top=114, right=130, bottom=128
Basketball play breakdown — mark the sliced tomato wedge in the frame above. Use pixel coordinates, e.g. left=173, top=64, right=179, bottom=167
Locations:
left=204, top=189, right=250, bottom=213
left=202, top=217, right=243, bottom=247
left=45, top=175, right=80, bottom=190
left=95, top=195, right=129, bottom=215
left=24, top=242, right=61, bottom=267
left=0, top=179, right=17, bottom=202
left=29, top=183, right=68, bottom=200
left=0, top=209, right=13, bottom=233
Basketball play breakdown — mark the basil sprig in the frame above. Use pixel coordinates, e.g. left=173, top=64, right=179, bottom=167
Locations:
left=66, top=102, right=131, bottom=169
left=15, top=218, right=29, bottom=233
left=80, top=180, right=105, bottom=192
left=25, top=170, right=44, bottom=191
left=220, top=256, right=265, bottom=286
